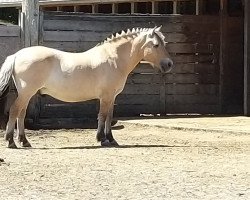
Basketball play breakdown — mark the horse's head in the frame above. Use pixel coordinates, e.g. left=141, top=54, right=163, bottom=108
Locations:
left=141, top=26, right=173, bottom=73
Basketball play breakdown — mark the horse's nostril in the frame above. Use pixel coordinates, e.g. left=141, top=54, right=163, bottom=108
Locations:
left=160, top=59, right=173, bottom=72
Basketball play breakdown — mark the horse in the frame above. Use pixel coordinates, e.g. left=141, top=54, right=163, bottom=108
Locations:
left=0, top=26, right=173, bottom=148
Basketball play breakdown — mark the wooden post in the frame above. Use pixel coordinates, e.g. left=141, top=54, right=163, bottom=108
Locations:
left=173, top=0, right=177, bottom=14
left=92, top=4, right=98, bottom=13
left=219, top=0, right=228, bottom=114
left=131, top=2, right=136, bottom=14
left=21, top=0, right=40, bottom=125
left=112, top=3, right=118, bottom=14
left=21, top=0, right=39, bottom=47
left=195, top=0, right=199, bottom=15
left=152, top=1, right=154, bottom=14
left=244, top=0, right=250, bottom=115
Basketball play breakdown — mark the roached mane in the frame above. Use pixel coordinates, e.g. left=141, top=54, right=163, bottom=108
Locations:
left=97, top=27, right=166, bottom=46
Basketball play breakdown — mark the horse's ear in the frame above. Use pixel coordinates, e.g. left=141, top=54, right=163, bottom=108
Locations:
left=155, top=25, right=162, bottom=32
left=149, top=26, right=157, bottom=37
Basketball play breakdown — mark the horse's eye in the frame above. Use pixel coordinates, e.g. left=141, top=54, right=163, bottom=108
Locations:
left=154, top=44, right=159, bottom=48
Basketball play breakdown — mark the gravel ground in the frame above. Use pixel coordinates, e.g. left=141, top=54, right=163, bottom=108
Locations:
left=0, top=119, right=249, bottom=200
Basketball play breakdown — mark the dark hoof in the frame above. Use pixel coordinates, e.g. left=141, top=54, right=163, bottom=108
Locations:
left=8, top=142, right=17, bottom=149
left=109, top=139, right=119, bottom=146
left=101, top=139, right=112, bottom=147
left=21, top=141, right=32, bottom=148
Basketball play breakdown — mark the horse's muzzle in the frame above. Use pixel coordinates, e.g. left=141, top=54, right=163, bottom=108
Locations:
left=160, top=58, right=174, bottom=73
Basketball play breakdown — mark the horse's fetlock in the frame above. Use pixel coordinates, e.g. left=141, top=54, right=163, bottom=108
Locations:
left=4, top=133, right=13, bottom=141
left=106, top=133, right=114, bottom=142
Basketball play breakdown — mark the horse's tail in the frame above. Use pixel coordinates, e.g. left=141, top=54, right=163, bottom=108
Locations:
left=0, top=55, right=15, bottom=97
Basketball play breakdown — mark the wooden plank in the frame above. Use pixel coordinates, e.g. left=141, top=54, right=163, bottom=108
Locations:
left=116, top=94, right=160, bottom=105
left=165, top=84, right=219, bottom=95
left=127, top=74, right=161, bottom=84
left=40, top=95, right=97, bottom=105
left=133, top=63, right=218, bottom=74
left=114, top=104, right=160, bottom=116
left=43, top=18, right=219, bottom=33
left=42, top=30, right=219, bottom=43
left=165, top=74, right=219, bottom=84
left=122, top=84, right=160, bottom=95
left=165, top=32, right=219, bottom=43
left=126, top=72, right=219, bottom=85
left=166, top=104, right=220, bottom=114
left=40, top=103, right=98, bottom=118
left=172, top=63, right=218, bottom=74
left=166, top=43, right=218, bottom=54
left=0, top=37, right=20, bottom=64
left=244, top=0, right=250, bottom=115
left=43, top=30, right=110, bottom=42
left=181, top=22, right=219, bottom=34
left=166, top=94, right=219, bottom=104
left=171, top=54, right=217, bottom=64
left=0, top=25, right=20, bottom=37
left=43, top=19, right=133, bottom=32
left=33, top=118, right=98, bottom=129
left=39, top=41, right=96, bottom=52
left=43, top=12, right=220, bottom=24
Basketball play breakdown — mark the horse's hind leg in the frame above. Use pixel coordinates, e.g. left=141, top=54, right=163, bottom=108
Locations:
left=17, top=104, right=31, bottom=147
left=4, top=93, right=32, bottom=148
left=4, top=97, right=26, bottom=148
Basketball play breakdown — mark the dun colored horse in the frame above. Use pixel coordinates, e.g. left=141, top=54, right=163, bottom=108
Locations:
left=0, top=26, right=173, bottom=148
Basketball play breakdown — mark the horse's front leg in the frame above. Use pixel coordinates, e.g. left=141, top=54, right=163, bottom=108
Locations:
left=96, top=98, right=118, bottom=146
left=96, top=99, right=110, bottom=146
left=105, top=101, right=119, bottom=146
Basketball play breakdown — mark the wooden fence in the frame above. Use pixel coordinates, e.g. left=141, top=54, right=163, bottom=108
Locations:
left=0, top=9, right=244, bottom=128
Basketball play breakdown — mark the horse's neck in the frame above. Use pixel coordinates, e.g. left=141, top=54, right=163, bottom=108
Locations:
left=109, top=38, right=144, bottom=75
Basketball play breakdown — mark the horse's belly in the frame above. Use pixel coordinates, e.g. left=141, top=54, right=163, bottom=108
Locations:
left=40, top=82, right=98, bottom=102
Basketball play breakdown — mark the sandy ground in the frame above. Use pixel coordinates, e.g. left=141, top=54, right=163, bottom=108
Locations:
left=0, top=117, right=250, bottom=200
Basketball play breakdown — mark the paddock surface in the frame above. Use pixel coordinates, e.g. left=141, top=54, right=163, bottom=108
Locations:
left=0, top=116, right=250, bottom=200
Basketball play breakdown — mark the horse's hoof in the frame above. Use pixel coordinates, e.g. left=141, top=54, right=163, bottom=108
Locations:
left=8, top=142, right=17, bottom=149
left=101, top=139, right=111, bottom=147
left=109, top=139, right=119, bottom=147
left=21, top=141, right=32, bottom=148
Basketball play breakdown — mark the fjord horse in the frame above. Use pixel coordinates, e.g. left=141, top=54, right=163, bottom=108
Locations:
left=0, top=26, right=173, bottom=148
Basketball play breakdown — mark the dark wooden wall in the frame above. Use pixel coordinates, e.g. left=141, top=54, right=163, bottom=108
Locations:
left=0, top=9, right=245, bottom=129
